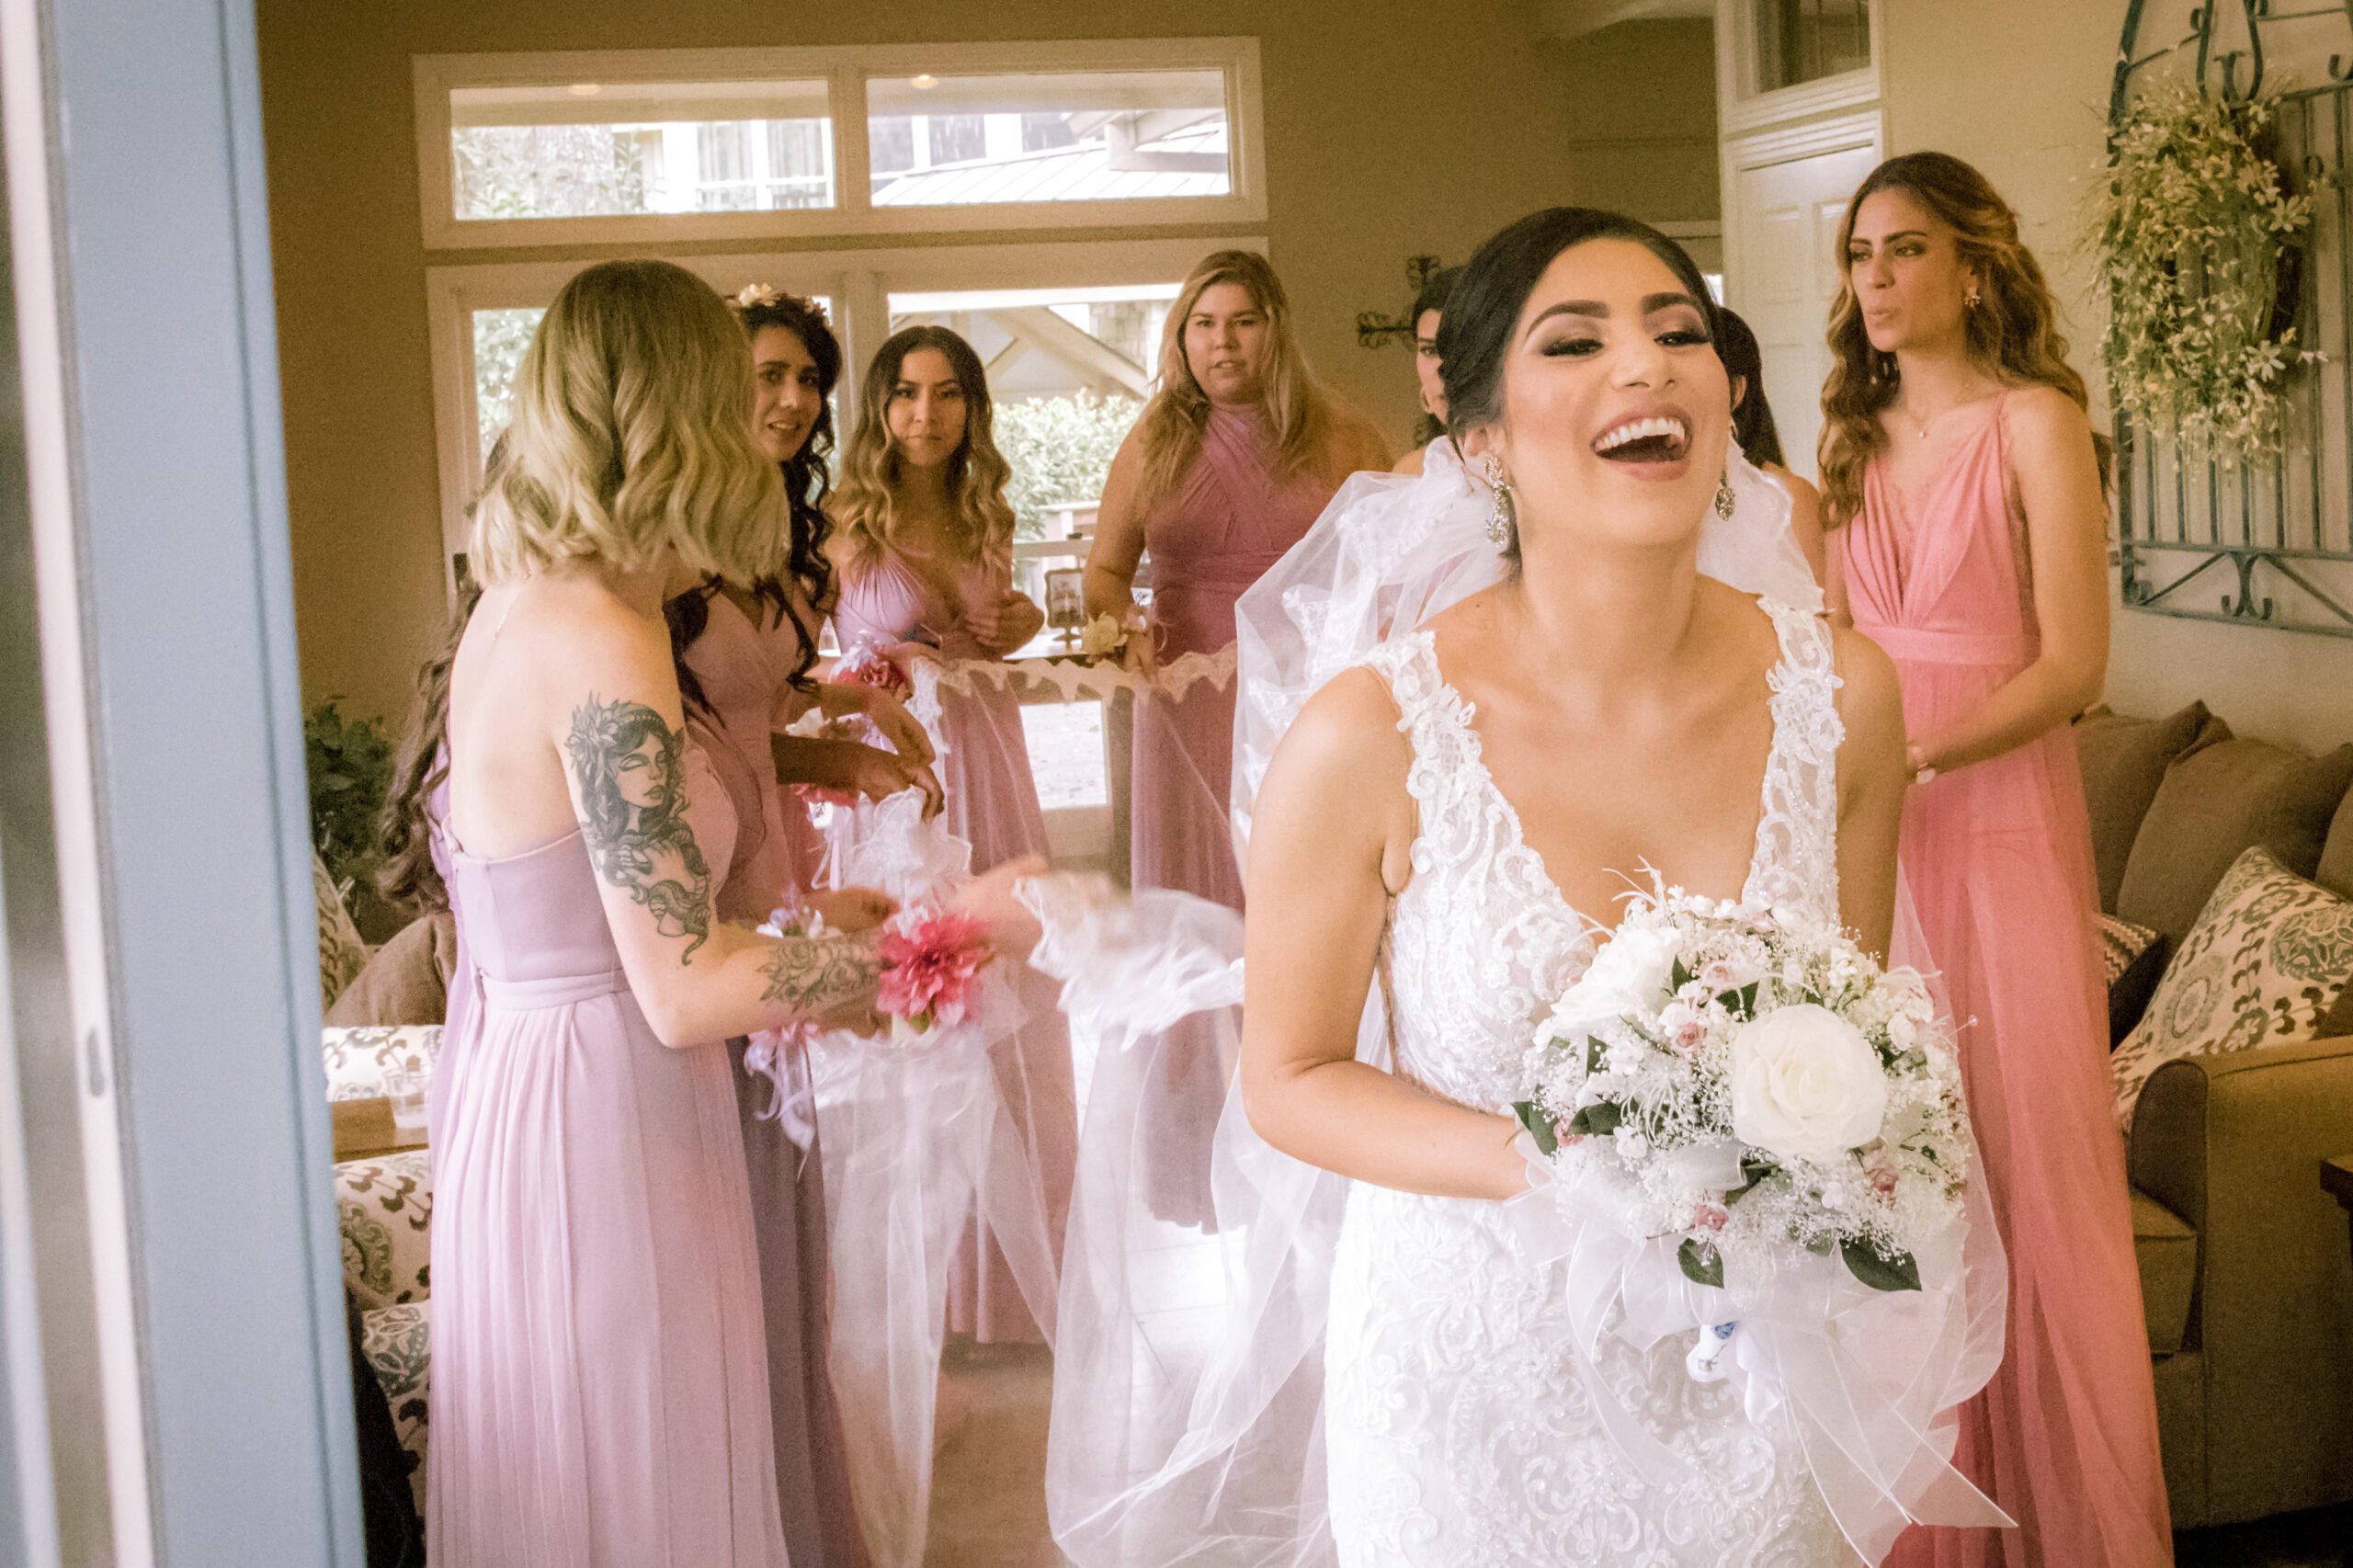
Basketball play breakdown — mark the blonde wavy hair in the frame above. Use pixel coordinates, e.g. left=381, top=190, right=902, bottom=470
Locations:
left=467, top=259, right=785, bottom=585
left=1131, top=250, right=1336, bottom=518
left=1819, top=153, right=2107, bottom=528
left=832, top=324, right=1017, bottom=568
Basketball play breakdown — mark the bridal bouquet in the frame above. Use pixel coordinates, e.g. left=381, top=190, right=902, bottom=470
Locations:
left=1514, top=878, right=1972, bottom=1301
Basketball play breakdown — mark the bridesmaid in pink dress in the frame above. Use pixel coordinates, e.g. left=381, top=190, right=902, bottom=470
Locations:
left=668, top=290, right=939, bottom=1568
left=831, top=324, right=1075, bottom=1344
left=1824, top=155, right=2171, bottom=1568
left=1083, top=250, right=1386, bottom=1222
left=386, top=260, right=1040, bottom=1567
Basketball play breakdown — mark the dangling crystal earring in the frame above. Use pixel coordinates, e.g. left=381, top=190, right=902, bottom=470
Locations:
left=1714, top=472, right=1737, bottom=521
left=1480, top=454, right=1516, bottom=549
left=1964, top=280, right=1983, bottom=310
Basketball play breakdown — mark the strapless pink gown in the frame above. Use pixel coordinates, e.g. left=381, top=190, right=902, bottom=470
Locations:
left=428, top=735, right=792, bottom=1567
left=1129, top=406, right=1338, bottom=1225
left=685, top=592, right=869, bottom=1567
left=835, top=547, right=1075, bottom=1344
left=1840, top=397, right=2172, bottom=1568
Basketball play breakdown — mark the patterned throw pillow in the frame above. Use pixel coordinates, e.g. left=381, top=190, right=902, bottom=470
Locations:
left=322, top=1025, right=443, bottom=1103
left=2111, top=846, right=2353, bottom=1127
left=313, top=851, right=370, bottom=1009
left=337, top=1148, right=432, bottom=1311
left=2097, top=914, right=2169, bottom=1046
left=361, top=1301, right=429, bottom=1517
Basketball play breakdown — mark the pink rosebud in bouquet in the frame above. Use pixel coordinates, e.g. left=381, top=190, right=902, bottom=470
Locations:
left=876, top=907, right=994, bottom=1031
left=1690, top=1199, right=1730, bottom=1233
left=1867, top=1157, right=1901, bottom=1199
left=836, top=638, right=912, bottom=699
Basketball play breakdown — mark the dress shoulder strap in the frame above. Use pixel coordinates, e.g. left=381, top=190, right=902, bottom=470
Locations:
left=1746, top=601, right=1845, bottom=920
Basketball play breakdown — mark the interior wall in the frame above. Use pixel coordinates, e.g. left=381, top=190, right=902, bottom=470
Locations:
left=1880, top=0, right=2353, bottom=751
left=257, top=0, right=1582, bottom=722
left=1554, top=18, right=1722, bottom=230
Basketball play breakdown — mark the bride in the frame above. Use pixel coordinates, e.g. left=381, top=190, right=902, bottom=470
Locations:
left=1243, top=208, right=1908, bottom=1563
left=1038, top=209, right=2002, bottom=1567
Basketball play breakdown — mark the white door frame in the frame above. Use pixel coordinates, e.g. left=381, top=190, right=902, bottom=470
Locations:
left=0, top=0, right=362, bottom=1562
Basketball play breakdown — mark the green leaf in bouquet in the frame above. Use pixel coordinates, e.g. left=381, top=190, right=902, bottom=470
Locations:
left=1677, top=1237, right=1724, bottom=1288
left=1512, top=1099, right=1557, bottom=1157
left=1586, top=1036, right=1607, bottom=1074
left=1728, top=982, right=1759, bottom=1017
left=1840, top=1240, right=1922, bottom=1292
left=1567, top=1101, right=1620, bottom=1136
left=1671, top=958, right=1693, bottom=994
left=1724, top=1153, right=1776, bottom=1204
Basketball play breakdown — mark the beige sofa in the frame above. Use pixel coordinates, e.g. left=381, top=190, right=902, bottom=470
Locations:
left=2076, top=704, right=2353, bottom=1528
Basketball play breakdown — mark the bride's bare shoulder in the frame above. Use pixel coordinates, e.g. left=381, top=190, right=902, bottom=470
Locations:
left=1280, top=665, right=1414, bottom=775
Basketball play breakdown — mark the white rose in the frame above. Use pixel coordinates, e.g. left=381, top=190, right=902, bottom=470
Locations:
left=1730, top=1004, right=1888, bottom=1165
left=1576, top=921, right=1684, bottom=1020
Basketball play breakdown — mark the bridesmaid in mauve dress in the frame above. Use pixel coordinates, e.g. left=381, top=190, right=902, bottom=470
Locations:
left=1826, top=155, right=2170, bottom=1568
left=669, top=288, right=948, bottom=1567
left=386, top=261, right=1040, bottom=1567
left=1083, top=250, right=1386, bottom=1221
left=831, top=324, right=1075, bottom=1345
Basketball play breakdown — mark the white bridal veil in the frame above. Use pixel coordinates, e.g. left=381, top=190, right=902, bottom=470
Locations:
left=1026, top=436, right=2013, bottom=1565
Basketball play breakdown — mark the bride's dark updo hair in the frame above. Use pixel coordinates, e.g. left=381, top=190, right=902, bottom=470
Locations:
left=1437, top=208, right=1719, bottom=437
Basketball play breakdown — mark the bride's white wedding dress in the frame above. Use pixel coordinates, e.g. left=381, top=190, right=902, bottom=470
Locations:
left=1037, top=447, right=2001, bottom=1568
left=1324, top=602, right=1851, bottom=1567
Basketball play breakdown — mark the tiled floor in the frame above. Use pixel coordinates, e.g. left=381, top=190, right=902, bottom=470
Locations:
left=926, top=1338, right=1063, bottom=1568
left=925, top=1343, right=2353, bottom=1567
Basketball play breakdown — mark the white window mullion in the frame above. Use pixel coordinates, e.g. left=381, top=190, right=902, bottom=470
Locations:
left=831, top=63, right=871, bottom=218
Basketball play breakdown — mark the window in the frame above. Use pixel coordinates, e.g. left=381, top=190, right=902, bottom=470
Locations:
left=445, top=77, right=835, bottom=222
left=415, top=42, right=1265, bottom=246
left=865, top=69, right=1233, bottom=209
left=1753, top=0, right=1871, bottom=93
left=426, top=240, right=1251, bottom=573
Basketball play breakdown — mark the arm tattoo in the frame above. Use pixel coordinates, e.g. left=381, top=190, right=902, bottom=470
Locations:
left=565, top=695, right=715, bottom=960
left=758, top=932, right=880, bottom=1017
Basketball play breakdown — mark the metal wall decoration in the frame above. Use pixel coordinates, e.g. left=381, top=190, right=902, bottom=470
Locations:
left=2111, top=1, right=2353, bottom=636
left=1357, top=254, right=1446, bottom=348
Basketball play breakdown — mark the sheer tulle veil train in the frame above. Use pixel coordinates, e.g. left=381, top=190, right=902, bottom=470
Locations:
left=1024, top=438, right=2008, bottom=1565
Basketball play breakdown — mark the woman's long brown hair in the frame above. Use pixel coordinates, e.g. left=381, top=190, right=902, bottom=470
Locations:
left=1818, top=152, right=2109, bottom=528
left=830, top=324, right=1017, bottom=573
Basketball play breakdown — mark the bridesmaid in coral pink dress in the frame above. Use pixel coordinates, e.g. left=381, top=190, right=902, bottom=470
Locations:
left=1827, top=154, right=2170, bottom=1568
left=831, top=324, right=1074, bottom=1343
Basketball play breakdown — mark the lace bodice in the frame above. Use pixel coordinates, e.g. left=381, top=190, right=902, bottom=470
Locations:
left=1361, top=597, right=1844, bottom=1112
left=1323, top=597, right=1851, bottom=1568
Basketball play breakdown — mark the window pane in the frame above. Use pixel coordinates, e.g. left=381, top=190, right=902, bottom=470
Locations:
left=474, top=293, right=837, bottom=459
left=472, top=307, right=546, bottom=453
left=449, top=78, right=834, bottom=220
left=1753, top=0, right=1870, bottom=91
left=867, top=70, right=1231, bottom=208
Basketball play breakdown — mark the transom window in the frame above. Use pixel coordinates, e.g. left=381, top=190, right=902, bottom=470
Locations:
left=414, top=41, right=1265, bottom=248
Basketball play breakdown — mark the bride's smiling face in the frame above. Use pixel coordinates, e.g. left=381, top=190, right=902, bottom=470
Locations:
left=1481, top=237, right=1729, bottom=554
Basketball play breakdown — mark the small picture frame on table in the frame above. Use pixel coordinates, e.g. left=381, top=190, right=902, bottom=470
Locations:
left=1045, top=567, right=1086, bottom=639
